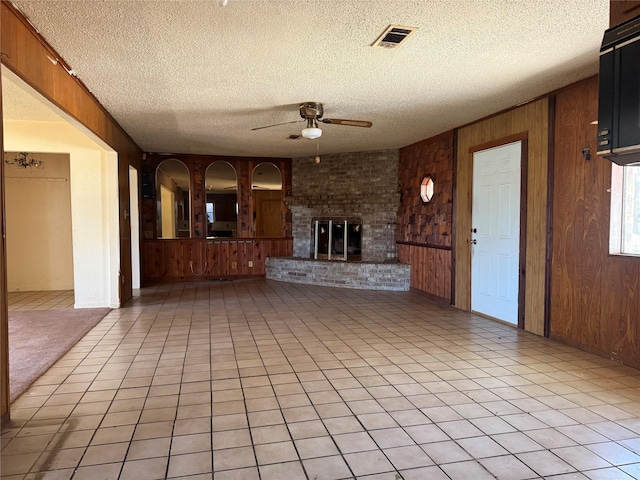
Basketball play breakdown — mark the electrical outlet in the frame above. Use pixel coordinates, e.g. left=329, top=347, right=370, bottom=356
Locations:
left=248, top=261, right=253, bottom=268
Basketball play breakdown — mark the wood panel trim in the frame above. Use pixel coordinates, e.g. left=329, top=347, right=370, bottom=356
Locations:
left=518, top=139, right=529, bottom=330
left=396, top=241, right=451, bottom=251
left=544, top=95, right=556, bottom=338
left=2, top=1, right=74, bottom=72
left=468, top=132, right=529, bottom=154
left=451, top=129, right=458, bottom=306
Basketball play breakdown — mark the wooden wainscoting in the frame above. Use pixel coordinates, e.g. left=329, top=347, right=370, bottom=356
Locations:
left=141, top=238, right=293, bottom=284
left=397, top=243, right=452, bottom=301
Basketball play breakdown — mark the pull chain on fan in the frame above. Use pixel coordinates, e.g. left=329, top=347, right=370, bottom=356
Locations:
left=315, top=138, right=321, bottom=164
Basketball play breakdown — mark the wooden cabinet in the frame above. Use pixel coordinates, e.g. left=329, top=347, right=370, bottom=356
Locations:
left=610, top=1, right=640, bottom=27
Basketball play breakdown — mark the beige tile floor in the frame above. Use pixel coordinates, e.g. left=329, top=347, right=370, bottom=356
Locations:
left=1, top=279, right=640, bottom=479
left=8, top=290, right=75, bottom=312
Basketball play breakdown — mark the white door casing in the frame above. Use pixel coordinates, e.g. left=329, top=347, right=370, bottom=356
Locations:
left=471, top=141, right=522, bottom=325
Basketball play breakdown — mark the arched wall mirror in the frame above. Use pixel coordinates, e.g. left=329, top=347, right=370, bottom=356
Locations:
left=252, top=162, right=282, bottom=237
left=156, top=159, right=191, bottom=239
left=205, top=161, right=238, bottom=238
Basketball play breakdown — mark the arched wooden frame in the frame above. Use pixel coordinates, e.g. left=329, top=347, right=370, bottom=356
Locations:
left=204, top=161, right=238, bottom=238
left=156, top=158, right=191, bottom=239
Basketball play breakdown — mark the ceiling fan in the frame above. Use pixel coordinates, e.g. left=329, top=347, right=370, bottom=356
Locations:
left=251, top=102, right=372, bottom=139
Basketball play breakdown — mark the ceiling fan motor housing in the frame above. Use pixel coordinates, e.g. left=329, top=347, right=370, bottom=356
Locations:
left=300, top=102, right=323, bottom=119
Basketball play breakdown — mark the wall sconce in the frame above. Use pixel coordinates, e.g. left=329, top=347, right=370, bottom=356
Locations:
left=4, top=152, right=45, bottom=170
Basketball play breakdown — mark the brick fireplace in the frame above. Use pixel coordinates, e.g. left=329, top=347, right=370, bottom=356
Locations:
left=286, top=150, right=400, bottom=262
left=267, top=149, right=409, bottom=290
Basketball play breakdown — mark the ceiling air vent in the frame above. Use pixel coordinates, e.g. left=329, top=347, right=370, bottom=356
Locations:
left=372, top=25, right=418, bottom=49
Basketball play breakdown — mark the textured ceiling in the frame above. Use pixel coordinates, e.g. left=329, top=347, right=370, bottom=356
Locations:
left=8, top=0, right=609, bottom=158
left=2, top=73, right=65, bottom=123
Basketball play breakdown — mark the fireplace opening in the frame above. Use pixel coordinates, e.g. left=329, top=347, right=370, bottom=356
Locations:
left=311, top=218, right=362, bottom=261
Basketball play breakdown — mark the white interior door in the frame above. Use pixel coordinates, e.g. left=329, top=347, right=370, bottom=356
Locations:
left=471, top=141, right=522, bottom=324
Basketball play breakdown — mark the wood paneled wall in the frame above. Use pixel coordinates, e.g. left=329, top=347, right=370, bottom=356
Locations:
left=142, top=154, right=292, bottom=285
left=142, top=238, right=292, bottom=283
left=551, top=76, right=640, bottom=368
left=396, top=132, right=454, bottom=300
left=143, top=154, right=292, bottom=242
left=610, top=1, right=640, bottom=25
left=455, top=99, right=549, bottom=336
left=1, top=2, right=143, bottom=306
left=254, top=190, right=284, bottom=237
left=397, top=244, right=452, bottom=299
left=398, top=132, right=454, bottom=247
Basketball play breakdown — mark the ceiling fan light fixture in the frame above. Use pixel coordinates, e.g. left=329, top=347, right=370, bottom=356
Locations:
left=301, top=127, right=322, bottom=139
left=301, top=117, right=322, bottom=139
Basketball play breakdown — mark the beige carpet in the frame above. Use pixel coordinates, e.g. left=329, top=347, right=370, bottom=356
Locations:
left=9, top=308, right=110, bottom=402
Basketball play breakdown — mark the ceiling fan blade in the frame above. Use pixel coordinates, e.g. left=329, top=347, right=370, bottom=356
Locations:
left=251, top=119, right=304, bottom=131
left=321, top=118, right=372, bottom=128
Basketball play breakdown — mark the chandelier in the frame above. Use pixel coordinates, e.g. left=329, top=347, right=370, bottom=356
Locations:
left=4, top=152, right=45, bottom=170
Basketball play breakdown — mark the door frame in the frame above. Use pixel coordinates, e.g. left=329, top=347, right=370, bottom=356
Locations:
left=129, top=165, right=141, bottom=290
left=469, top=134, right=528, bottom=329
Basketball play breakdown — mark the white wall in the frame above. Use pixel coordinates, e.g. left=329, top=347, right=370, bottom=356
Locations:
left=4, top=120, right=121, bottom=308
left=5, top=153, right=74, bottom=291
left=129, top=166, right=141, bottom=289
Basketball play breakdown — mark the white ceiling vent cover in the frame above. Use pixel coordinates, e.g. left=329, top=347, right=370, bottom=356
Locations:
left=372, top=25, right=418, bottom=49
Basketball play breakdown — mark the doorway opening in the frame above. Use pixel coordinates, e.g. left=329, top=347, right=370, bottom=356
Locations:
left=471, top=141, right=525, bottom=326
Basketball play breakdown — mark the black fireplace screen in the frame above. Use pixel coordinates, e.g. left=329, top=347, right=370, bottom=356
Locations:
left=312, top=218, right=362, bottom=261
